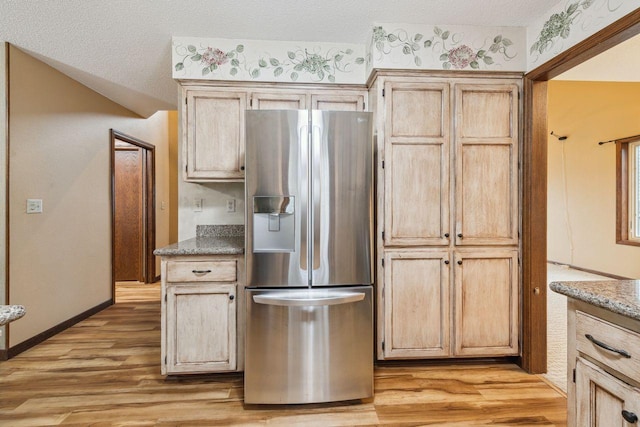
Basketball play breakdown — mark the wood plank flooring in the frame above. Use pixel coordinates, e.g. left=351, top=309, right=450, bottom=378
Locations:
left=0, top=282, right=567, bottom=426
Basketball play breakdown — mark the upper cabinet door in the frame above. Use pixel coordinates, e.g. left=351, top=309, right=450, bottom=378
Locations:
left=384, top=81, right=451, bottom=246
left=184, top=89, right=247, bottom=181
left=311, top=92, right=366, bottom=111
left=251, top=91, right=307, bottom=110
left=454, top=84, right=519, bottom=246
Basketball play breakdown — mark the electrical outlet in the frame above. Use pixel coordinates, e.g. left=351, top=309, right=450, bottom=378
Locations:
left=26, top=199, right=43, bottom=214
left=226, top=199, right=236, bottom=213
left=193, top=198, right=203, bottom=212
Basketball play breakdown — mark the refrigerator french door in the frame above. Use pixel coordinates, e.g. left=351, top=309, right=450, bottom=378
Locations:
left=244, top=110, right=374, bottom=404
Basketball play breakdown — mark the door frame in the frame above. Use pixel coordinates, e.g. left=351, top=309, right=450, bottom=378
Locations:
left=110, top=129, right=156, bottom=294
left=521, top=9, right=640, bottom=373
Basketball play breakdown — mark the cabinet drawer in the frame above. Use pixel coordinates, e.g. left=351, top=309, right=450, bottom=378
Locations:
left=576, top=311, right=640, bottom=381
left=166, top=260, right=237, bottom=283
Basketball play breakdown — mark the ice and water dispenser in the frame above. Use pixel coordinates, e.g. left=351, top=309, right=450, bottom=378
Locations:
left=252, top=196, right=295, bottom=253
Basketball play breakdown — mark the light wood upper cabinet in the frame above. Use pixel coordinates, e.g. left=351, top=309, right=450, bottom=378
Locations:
left=454, top=84, right=519, bottom=245
left=384, top=81, right=450, bottom=246
left=165, top=283, right=237, bottom=374
left=383, top=250, right=450, bottom=358
left=184, top=88, right=247, bottom=181
left=453, top=249, right=519, bottom=356
left=311, top=93, right=365, bottom=111
left=251, top=91, right=307, bottom=110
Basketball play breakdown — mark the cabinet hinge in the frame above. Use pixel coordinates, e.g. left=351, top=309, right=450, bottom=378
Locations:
left=165, top=356, right=167, bottom=364
left=381, top=258, right=385, bottom=267
left=382, top=341, right=385, bottom=351
left=382, top=231, right=385, bottom=240
left=518, top=91, right=521, bottom=100
left=381, top=160, right=385, bottom=169
left=572, top=368, right=576, bottom=383
left=164, top=294, right=167, bottom=302
left=250, top=98, right=253, bottom=107
left=185, top=97, right=187, bottom=105
left=363, top=102, right=366, bottom=111
left=185, top=164, right=188, bottom=173
left=518, top=161, right=521, bottom=170
left=382, top=89, right=385, bottom=97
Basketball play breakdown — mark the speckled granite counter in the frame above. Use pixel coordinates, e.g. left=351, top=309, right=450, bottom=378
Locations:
left=0, top=305, right=26, bottom=326
left=153, top=225, right=244, bottom=256
left=550, top=280, right=640, bottom=322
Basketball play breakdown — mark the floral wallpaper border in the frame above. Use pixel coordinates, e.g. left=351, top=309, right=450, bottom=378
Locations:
left=172, top=37, right=366, bottom=84
left=368, top=23, right=527, bottom=72
left=527, top=0, right=637, bottom=67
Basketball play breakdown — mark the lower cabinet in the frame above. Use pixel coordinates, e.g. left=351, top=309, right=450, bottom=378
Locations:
left=381, top=249, right=518, bottom=359
left=165, top=283, right=236, bottom=374
left=576, top=358, right=640, bottom=427
left=160, top=255, right=243, bottom=375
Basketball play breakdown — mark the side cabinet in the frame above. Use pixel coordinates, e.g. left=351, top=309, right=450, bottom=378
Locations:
left=161, top=256, right=244, bottom=375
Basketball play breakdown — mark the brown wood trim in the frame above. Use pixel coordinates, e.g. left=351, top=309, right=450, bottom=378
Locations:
left=3, top=42, right=10, bottom=352
left=616, top=136, right=640, bottom=246
left=4, top=299, right=113, bottom=359
left=375, top=356, right=520, bottom=368
left=547, top=261, right=631, bottom=280
left=520, top=78, right=548, bottom=374
left=521, top=9, right=640, bottom=374
left=527, top=8, right=640, bottom=81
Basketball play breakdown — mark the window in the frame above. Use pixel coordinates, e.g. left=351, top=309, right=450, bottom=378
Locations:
left=616, top=136, right=640, bottom=246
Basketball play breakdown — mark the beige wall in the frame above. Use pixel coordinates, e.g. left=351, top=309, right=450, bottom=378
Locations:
left=8, top=46, right=177, bottom=346
left=548, top=80, right=640, bottom=278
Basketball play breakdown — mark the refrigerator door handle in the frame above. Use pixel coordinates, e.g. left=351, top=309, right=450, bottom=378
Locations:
left=253, top=291, right=365, bottom=307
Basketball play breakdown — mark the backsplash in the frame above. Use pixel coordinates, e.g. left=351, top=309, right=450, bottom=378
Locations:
left=197, top=224, right=244, bottom=237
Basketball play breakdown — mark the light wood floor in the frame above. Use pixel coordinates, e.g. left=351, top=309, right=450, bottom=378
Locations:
left=0, top=282, right=567, bottom=426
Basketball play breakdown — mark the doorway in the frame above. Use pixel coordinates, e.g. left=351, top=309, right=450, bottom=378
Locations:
left=110, top=130, right=156, bottom=291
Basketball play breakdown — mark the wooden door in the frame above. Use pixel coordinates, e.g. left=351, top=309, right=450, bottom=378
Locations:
left=383, top=250, right=450, bottom=358
left=384, top=81, right=450, bottom=246
left=251, top=91, right=307, bottom=110
left=576, top=358, right=640, bottom=427
left=311, top=92, right=365, bottom=111
left=114, top=144, right=144, bottom=282
left=166, top=283, right=237, bottom=374
left=454, top=83, right=519, bottom=246
left=453, top=249, right=518, bottom=356
left=184, top=89, right=247, bottom=180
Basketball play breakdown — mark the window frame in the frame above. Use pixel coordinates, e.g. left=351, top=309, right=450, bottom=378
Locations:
left=616, top=135, right=640, bottom=246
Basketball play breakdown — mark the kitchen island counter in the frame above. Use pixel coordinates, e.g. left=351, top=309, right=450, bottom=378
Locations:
left=550, top=279, right=640, bottom=322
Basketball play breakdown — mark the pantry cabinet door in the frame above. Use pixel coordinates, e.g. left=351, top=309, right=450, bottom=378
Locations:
left=383, top=250, right=451, bottom=358
left=454, top=250, right=519, bottom=356
left=454, top=84, right=519, bottom=246
left=384, top=81, right=450, bottom=247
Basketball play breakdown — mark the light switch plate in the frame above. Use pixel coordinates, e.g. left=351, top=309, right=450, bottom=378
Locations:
left=26, top=199, right=43, bottom=214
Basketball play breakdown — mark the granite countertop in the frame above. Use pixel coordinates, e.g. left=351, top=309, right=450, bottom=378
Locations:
left=550, top=280, right=640, bottom=322
left=0, top=305, right=26, bottom=326
left=153, top=225, right=244, bottom=256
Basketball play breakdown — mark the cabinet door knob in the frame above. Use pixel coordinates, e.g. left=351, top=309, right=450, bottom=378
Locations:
left=622, top=410, right=638, bottom=424
left=444, top=233, right=450, bottom=238
left=229, top=295, right=235, bottom=301
left=457, top=233, right=463, bottom=238
left=457, top=260, right=463, bottom=265
left=444, top=260, right=450, bottom=265
left=240, top=165, right=245, bottom=171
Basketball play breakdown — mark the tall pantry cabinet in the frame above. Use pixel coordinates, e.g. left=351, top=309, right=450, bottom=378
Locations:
left=370, top=71, right=521, bottom=360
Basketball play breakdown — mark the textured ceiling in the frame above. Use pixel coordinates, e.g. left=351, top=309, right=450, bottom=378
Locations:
left=0, top=0, right=588, bottom=116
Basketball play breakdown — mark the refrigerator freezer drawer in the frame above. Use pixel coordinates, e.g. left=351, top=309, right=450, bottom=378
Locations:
left=244, top=286, right=373, bottom=404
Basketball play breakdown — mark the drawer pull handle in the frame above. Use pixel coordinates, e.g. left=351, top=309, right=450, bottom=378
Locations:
left=192, top=269, right=212, bottom=274
left=585, top=334, right=631, bottom=358
left=622, top=410, right=638, bottom=424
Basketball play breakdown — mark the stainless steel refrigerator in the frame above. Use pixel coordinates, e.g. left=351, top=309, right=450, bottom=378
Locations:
left=244, top=109, right=373, bottom=404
